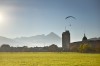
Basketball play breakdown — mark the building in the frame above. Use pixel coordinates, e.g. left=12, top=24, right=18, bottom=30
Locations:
left=62, top=30, right=100, bottom=52
left=62, top=30, right=70, bottom=51
left=70, top=33, right=100, bottom=52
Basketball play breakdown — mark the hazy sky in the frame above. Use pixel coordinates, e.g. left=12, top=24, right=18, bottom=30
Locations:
left=0, top=0, right=100, bottom=42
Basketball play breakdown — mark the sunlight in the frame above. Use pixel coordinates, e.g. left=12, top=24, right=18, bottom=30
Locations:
left=0, top=12, right=5, bottom=24
left=0, top=14, right=4, bottom=23
left=0, top=11, right=10, bottom=29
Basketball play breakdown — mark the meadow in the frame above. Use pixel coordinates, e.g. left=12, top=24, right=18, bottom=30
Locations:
left=0, top=52, right=100, bottom=66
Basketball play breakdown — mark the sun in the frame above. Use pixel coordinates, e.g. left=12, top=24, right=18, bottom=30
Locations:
left=0, top=13, right=5, bottom=24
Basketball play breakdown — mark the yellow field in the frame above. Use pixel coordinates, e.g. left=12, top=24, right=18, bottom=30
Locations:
left=0, top=52, right=100, bottom=66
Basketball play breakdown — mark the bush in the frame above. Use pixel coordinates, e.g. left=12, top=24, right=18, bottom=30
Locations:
left=78, top=43, right=93, bottom=53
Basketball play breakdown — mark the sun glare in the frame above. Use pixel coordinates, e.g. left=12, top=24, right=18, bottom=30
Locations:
left=0, top=13, right=5, bottom=24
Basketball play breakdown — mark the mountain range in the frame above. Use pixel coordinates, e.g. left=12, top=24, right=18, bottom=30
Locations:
left=0, top=32, right=100, bottom=47
left=0, top=32, right=62, bottom=47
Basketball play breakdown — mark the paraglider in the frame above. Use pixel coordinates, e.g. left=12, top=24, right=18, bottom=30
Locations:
left=64, top=16, right=76, bottom=31
left=65, top=16, right=76, bottom=27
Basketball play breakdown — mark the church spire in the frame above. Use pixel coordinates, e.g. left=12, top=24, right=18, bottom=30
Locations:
left=65, top=26, right=66, bottom=31
left=82, top=33, right=87, bottom=41
left=84, top=33, right=86, bottom=37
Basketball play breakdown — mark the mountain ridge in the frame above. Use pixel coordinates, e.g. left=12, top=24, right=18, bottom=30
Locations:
left=0, top=32, right=61, bottom=47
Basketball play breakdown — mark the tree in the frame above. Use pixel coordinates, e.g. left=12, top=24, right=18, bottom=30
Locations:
left=78, top=43, right=93, bottom=53
left=48, top=44, right=58, bottom=52
left=78, top=44, right=84, bottom=52
left=0, top=44, right=11, bottom=52
left=1, top=44, right=10, bottom=48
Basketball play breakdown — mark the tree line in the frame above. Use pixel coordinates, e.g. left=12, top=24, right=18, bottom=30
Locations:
left=0, top=44, right=62, bottom=52
left=0, top=43, right=100, bottom=53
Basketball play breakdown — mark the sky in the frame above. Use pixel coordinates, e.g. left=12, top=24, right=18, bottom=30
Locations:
left=0, top=0, right=100, bottom=42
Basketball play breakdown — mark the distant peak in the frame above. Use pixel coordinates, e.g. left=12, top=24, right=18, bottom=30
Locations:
left=47, top=32, right=56, bottom=35
left=50, top=32, right=55, bottom=34
left=47, top=32, right=60, bottom=37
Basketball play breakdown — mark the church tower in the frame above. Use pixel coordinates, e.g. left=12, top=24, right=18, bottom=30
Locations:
left=62, top=30, right=70, bottom=51
left=82, top=33, right=87, bottom=41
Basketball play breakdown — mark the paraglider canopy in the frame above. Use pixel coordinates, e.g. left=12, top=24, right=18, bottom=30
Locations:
left=65, top=16, right=76, bottom=19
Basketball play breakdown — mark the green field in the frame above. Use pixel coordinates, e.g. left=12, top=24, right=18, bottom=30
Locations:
left=0, top=52, right=100, bottom=66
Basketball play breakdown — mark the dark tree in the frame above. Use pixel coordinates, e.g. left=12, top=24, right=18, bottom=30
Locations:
left=1, top=44, right=10, bottom=48
left=48, top=44, right=58, bottom=52
left=0, top=44, right=11, bottom=52
left=78, top=43, right=93, bottom=53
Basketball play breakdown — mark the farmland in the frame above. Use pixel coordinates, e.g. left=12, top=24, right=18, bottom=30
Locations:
left=0, top=52, right=100, bottom=66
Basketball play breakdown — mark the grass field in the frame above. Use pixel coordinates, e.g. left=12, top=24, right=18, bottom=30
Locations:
left=0, top=52, right=100, bottom=66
